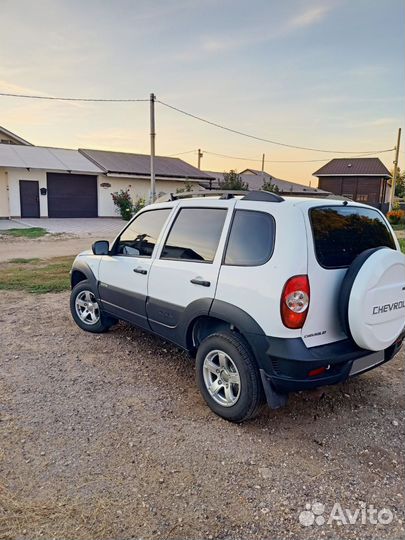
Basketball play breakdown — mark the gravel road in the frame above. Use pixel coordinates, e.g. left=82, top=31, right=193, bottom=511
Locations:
left=0, top=291, right=404, bottom=539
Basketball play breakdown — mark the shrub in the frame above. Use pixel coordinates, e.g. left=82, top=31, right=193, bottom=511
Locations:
left=262, top=179, right=280, bottom=193
left=176, top=181, right=194, bottom=194
left=111, top=189, right=134, bottom=220
left=219, top=170, right=249, bottom=191
left=387, top=209, right=405, bottom=225
left=133, top=197, right=145, bottom=215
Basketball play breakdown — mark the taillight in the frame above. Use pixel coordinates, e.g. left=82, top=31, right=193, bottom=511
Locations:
left=280, top=275, right=310, bottom=329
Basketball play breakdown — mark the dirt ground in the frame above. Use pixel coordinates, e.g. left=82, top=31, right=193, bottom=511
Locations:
left=0, top=235, right=104, bottom=262
left=0, top=291, right=404, bottom=539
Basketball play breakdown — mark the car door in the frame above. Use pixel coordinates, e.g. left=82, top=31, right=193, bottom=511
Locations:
left=147, top=200, right=235, bottom=343
left=98, top=206, right=173, bottom=329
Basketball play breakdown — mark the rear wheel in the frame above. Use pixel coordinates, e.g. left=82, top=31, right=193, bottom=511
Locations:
left=70, top=280, right=116, bottom=333
left=195, top=332, right=264, bottom=422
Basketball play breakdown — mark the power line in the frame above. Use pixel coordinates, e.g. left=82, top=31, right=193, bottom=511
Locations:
left=0, top=92, right=148, bottom=102
left=157, top=99, right=395, bottom=155
left=202, top=149, right=394, bottom=163
left=168, top=149, right=197, bottom=157
left=0, top=91, right=396, bottom=155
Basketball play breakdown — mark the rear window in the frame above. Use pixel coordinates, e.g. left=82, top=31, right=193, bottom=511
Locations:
left=310, top=206, right=396, bottom=268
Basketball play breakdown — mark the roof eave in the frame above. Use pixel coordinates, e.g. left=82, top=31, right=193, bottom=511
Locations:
left=314, top=173, right=391, bottom=178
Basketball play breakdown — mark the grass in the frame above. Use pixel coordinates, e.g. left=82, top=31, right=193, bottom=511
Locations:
left=399, top=238, right=405, bottom=253
left=0, top=227, right=48, bottom=238
left=8, top=257, right=41, bottom=264
left=392, top=223, right=405, bottom=231
left=0, top=256, right=74, bottom=293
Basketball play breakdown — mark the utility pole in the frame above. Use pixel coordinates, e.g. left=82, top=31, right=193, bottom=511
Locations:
left=197, top=148, right=203, bottom=169
left=149, top=92, right=156, bottom=204
left=389, top=128, right=402, bottom=212
left=261, top=153, right=265, bottom=185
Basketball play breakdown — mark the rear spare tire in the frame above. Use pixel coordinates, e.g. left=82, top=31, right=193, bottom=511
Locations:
left=339, top=247, right=405, bottom=351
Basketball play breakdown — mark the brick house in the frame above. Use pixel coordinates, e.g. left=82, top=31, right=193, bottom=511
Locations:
left=313, top=158, right=391, bottom=211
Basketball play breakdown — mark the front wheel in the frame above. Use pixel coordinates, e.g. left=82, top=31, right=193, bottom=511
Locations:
left=195, top=332, right=264, bottom=422
left=70, top=280, right=116, bottom=333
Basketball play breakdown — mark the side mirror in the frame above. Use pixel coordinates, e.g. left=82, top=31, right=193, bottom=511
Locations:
left=92, top=240, right=110, bottom=255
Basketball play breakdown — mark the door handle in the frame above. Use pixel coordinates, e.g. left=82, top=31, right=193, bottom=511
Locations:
left=133, top=267, right=147, bottom=275
left=190, top=278, right=211, bottom=287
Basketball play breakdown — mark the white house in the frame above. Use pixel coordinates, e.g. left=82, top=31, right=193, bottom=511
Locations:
left=0, top=144, right=212, bottom=219
left=0, top=125, right=32, bottom=146
left=204, top=168, right=330, bottom=196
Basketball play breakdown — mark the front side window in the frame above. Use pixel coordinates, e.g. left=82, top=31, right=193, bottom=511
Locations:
left=224, top=210, right=275, bottom=266
left=115, top=209, right=171, bottom=257
left=161, top=208, right=227, bottom=262
left=310, top=206, right=396, bottom=268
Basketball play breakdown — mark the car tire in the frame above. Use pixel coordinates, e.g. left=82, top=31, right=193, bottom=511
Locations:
left=70, top=280, right=116, bottom=333
left=195, top=332, right=264, bottom=422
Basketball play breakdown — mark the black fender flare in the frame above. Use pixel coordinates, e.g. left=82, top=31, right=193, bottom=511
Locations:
left=182, top=298, right=269, bottom=368
left=70, top=259, right=98, bottom=293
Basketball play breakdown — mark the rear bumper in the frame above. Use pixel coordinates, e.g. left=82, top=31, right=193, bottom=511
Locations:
left=249, top=331, right=404, bottom=396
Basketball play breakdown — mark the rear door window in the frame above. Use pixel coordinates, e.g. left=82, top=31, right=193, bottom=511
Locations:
left=310, top=206, right=396, bottom=268
left=161, top=208, right=227, bottom=262
left=224, top=210, right=275, bottom=266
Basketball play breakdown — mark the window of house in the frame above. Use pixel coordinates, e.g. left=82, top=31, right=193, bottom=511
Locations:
left=356, top=194, right=369, bottom=202
left=161, top=208, right=227, bottom=262
left=115, top=209, right=171, bottom=257
left=224, top=210, right=275, bottom=266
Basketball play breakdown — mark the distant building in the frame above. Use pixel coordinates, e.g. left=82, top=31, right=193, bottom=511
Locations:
left=0, top=143, right=212, bottom=218
left=204, top=168, right=330, bottom=196
left=0, top=125, right=32, bottom=146
left=313, top=158, right=391, bottom=211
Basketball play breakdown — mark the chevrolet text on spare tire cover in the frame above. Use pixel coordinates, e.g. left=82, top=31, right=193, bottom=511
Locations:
left=69, top=191, right=405, bottom=422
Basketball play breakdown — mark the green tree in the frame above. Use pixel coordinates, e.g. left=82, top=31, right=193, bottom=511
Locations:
left=261, top=178, right=280, bottom=193
left=391, top=167, right=405, bottom=198
left=219, top=170, right=249, bottom=191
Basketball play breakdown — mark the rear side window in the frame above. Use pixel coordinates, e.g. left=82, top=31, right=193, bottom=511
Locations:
left=224, top=210, right=275, bottom=266
left=116, top=209, right=171, bottom=257
left=161, top=208, right=227, bottom=262
left=310, top=206, right=396, bottom=268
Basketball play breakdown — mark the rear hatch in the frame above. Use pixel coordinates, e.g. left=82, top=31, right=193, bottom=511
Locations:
left=301, top=203, right=398, bottom=348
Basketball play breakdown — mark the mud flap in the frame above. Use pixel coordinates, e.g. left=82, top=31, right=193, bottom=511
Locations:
left=260, top=369, right=288, bottom=409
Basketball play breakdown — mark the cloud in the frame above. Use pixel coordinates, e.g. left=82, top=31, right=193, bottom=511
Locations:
left=286, top=5, right=332, bottom=30
left=0, top=79, right=46, bottom=96
left=177, top=2, right=333, bottom=59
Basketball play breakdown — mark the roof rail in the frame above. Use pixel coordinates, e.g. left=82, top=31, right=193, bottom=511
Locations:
left=154, top=190, right=284, bottom=203
left=242, top=191, right=284, bottom=203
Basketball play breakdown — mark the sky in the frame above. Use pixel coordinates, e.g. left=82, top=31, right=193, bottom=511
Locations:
left=0, top=0, right=404, bottom=185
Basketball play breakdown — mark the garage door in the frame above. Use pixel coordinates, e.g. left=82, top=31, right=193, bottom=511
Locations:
left=47, top=173, right=98, bottom=218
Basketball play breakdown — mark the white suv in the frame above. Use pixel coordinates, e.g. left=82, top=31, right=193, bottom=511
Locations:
left=70, top=191, right=405, bottom=422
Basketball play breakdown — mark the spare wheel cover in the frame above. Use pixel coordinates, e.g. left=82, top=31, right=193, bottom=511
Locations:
left=341, top=247, right=405, bottom=351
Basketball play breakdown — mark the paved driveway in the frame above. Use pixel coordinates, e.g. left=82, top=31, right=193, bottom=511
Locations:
left=14, top=218, right=124, bottom=237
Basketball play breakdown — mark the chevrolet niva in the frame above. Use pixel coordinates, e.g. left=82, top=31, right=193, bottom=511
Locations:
left=70, top=191, right=405, bottom=422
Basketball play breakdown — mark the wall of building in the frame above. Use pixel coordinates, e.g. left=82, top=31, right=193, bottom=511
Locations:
left=0, top=169, right=9, bottom=217
left=7, top=168, right=48, bottom=217
left=318, top=176, right=390, bottom=208
left=4, top=169, right=202, bottom=218
left=97, top=176, right=201, bottom=216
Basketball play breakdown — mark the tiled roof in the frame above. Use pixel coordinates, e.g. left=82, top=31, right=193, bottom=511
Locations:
left=313, top=158, right=391, bottom=177
left=205, top=170, right=329, bottom=194
left=0, top=144, right=103, bottom=173
left=80, top=149, right=213, bottom=180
